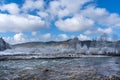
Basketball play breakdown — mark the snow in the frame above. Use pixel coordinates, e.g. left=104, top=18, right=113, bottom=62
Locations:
left=0, top=40, right=120, bottom=58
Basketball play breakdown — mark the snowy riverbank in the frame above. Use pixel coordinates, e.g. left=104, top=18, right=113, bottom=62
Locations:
left=0, top=54, right=110, bottom=60
left=0, top=47, right=119, bottom=60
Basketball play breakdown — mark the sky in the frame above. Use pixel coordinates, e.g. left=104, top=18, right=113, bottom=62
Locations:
left=0, top=0, right=120, bottom=44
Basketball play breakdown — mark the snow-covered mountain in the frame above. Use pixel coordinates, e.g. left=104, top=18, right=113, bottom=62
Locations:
left=0, top=38, right=11, bottom=51
left=0, top=37, right=120, bottom=60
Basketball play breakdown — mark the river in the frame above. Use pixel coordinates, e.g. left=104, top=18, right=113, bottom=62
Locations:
left=0, top=57, right=120, bottom=80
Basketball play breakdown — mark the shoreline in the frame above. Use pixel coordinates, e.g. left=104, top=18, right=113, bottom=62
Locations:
left=0, top=54, right=117, bottom=61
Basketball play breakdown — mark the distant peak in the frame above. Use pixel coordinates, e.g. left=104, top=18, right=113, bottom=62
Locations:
left=73, top=37, right=79, bottom=40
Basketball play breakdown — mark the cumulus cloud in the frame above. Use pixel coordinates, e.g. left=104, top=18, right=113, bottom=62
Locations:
left=55, top=15, right=94, bottom=32
left=31, top=32, right=52, bottom=41
left=48, top=0, right=92, bottom=18
left=1, top=0, right=120, bottom=43
left=13, top=33, right=26, bottom=43
left=31, top=32, right=69, bottom=41
left=3, top=33, right=27, bottom=44
left=54, top=3, right=120, bottom=33
left=0, top=0, right=120, bottom=33
left=49, top=0, right=120, bottom=33
left=37, top=11, right=49, bottom=19
left=97, top=28, right=112, bottom=34
left=105, top=13, right=120, bottom=27
left=78, top=34, right=91, bottom=41
left=42, top=33, right=52, bottom=40
left=85, top=27, right=112, bottom=34
left=0, top=14, right=47, bottom=32
left=31, top=31, right=37, bottom=36
left=0, top=3, right=20, bottom=15
left=4, top=32, right=52, bottom=44
left=22, top=0, right=44, bottom=12
left=81, top=6, right=120, bottom=28
left=58, top=34, right=69, bottom=40
left=0, top=1, right=48, bottom=33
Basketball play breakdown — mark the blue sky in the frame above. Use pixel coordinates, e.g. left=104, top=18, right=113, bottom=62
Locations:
left=0, top=0, right=120, bottom=44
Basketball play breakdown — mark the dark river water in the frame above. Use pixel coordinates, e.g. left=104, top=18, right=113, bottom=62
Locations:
left=0, top=57, right=120, bottom=80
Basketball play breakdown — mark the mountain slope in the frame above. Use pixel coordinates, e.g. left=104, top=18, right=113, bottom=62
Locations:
left=0, top=38, right=11, bottom=51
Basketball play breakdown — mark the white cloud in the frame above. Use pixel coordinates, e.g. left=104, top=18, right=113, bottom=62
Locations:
left=55, top=15, right=94, bottom=32
left=3, top=33, right=69, bottom=44
left=48, top=0, right=92, bottom=18
left=85, top=27, right=112, bottom=34
left=0, top=1, right=48, bottom=33
left=32, top=31, right=37, bottom=36
left=81, top=6, right=108, bottom=20
left=0, top=3, right=20, bottom=15
left=31, top=32, right=69, bottom=41
left=3, top=33, right=28, bottom=44
left=13, top=33, right=26, bottom=43
left=81, top=6, right=120, bottom=28
left=58, top=34, right=68, bottom=40
left=58, top=9, right=70, bottom=18
left=1, top=0, right=120, bottom=42
left=37, top=11, right=49, bottom=19
left=22, top=0, right=44, bottom=12
left=3, top=33, right=30, bottom=44
left=42, top=33, right=51, bottom=40
left=31, top=32, right=52, bottom=41
left=4, top=32, right=53, bottom=44
left=97, top=28, right=112, bottom=34
left=78, top=34, right=91, bottom=41
left=104, top=13, right=120, bottom=27
left=0, top=14, right=47, bottom=32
